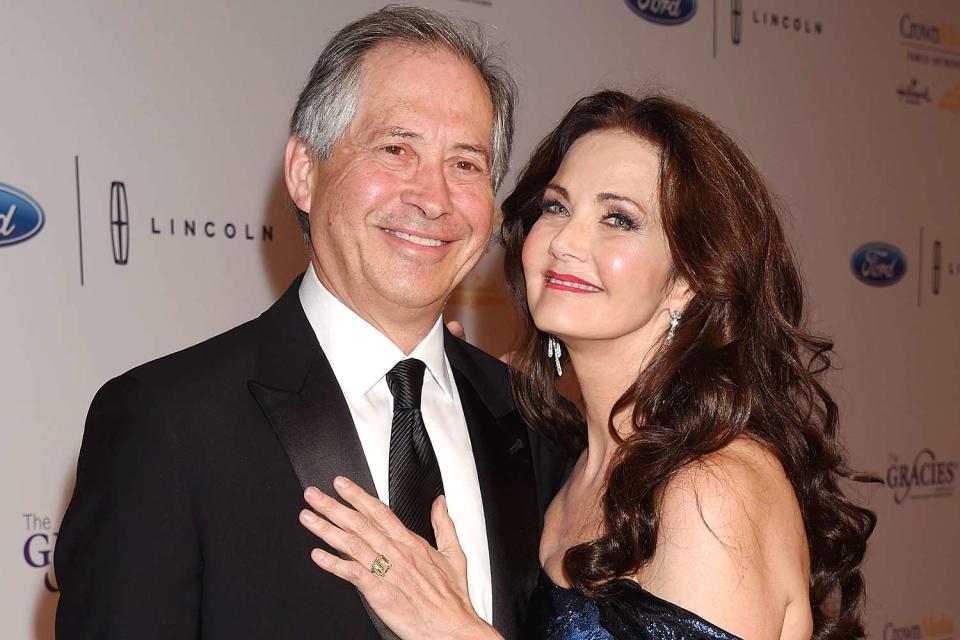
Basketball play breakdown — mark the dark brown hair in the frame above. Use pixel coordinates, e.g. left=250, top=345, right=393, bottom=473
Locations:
left=501, top=91, right=877, bottom=639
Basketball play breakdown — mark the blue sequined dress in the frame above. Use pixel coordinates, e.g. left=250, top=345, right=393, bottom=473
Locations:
left=525, top=569, right=742, bottom=640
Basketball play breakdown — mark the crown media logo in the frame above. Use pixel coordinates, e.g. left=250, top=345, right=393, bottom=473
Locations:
left=851, top=242, right=907, bottom=287
left=900, top=14, right=960, bottom=73
left=0, top=183, right=44, bottom=247
left=625, top=0, right=697, bottom=25
left=885, top=614, right=956, bottom=640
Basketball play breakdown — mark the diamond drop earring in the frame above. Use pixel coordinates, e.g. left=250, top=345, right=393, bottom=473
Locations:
left=666, top=310, right=682, bottom=344
left=546, top=336, right=563, bottom=377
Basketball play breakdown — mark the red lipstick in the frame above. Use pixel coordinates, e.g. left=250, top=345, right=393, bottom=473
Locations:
left=543, top=271, right=603, bottom=293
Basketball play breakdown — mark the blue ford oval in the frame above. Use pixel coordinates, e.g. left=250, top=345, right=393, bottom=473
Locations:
left=850, top=242, right=907, bottom=286
left=625, top=0, right=697, bottom=25
left=0, top=184, right=45, bottom=247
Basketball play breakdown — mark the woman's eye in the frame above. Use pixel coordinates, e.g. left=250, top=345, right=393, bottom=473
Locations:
left=382, top=145, right=404, bottom=155
left=603, top=212, right=636, bottom=230
left=456, top=160, right=480, bottom=172
left=541, top=200, right=568, bottom=215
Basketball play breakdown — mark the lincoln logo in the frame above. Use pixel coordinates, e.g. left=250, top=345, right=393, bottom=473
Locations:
left=932, top=240, right=941, bottom=295
left=731, top=0, right=742, bottom=44
left=110, top=181, right=130, bottom=265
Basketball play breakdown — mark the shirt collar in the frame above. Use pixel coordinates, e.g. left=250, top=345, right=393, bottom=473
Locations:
left=298, top=264, right=455, bottom=402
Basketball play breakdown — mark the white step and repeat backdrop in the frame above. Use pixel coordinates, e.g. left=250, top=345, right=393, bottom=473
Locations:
left=3, top=1, right=958, bottom=638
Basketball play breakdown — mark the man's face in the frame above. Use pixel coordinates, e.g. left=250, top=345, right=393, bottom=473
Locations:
left=296, top=43, right=495, bottom=327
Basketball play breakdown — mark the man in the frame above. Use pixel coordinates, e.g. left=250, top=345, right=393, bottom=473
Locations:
left=55, top=6, right=567, bottom=640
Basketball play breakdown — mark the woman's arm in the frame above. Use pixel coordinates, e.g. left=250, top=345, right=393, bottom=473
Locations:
left=299, top=477, right=504, bottom=640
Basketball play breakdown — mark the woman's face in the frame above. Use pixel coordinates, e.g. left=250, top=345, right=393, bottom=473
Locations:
left=522, top=128, right=687, bottom=348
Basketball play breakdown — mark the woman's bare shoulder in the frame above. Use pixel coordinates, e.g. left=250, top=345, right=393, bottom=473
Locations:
left=638, top=438, right=811, bottom=639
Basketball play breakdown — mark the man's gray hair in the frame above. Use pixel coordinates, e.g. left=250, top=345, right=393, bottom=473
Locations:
left=289, top=5, right=516, bottom=237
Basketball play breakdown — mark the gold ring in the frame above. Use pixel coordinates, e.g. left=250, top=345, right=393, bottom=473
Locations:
left=370, top=553, right=391, bottom=578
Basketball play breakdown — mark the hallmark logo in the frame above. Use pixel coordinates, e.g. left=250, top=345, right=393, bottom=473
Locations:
left=886, top=449, right=958, bottom=505
left=898, top=78, right=932, bottom=105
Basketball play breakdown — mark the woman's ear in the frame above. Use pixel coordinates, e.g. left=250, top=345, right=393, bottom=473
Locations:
left=666, top=274, right=694, bottom=315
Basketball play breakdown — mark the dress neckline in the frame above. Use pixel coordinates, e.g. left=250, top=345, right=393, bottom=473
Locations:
left=537, top=567, right=741, bottom=639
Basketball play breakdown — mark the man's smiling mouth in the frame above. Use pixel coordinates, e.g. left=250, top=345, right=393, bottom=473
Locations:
left=383, top=228, right=452, bottom=247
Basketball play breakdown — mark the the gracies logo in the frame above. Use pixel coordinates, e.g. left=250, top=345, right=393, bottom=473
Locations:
left=625, top=0, right=697, bottom=25
left=0, top=184, right=45, bottom=247
left=886, top=449, right=957, bottom=504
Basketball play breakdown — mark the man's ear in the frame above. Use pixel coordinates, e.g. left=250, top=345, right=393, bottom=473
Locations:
left=285, top=135, right=315, bottom=213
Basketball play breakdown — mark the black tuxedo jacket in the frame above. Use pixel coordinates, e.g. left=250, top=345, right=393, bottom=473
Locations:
left=55, top=277, right=568, bottom=639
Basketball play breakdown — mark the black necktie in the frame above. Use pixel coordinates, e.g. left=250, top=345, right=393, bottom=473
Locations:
left=386, top=358, right=444, bottom=547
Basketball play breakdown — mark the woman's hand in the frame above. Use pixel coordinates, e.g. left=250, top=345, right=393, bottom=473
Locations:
left=299, top=476, right=501, bottom=640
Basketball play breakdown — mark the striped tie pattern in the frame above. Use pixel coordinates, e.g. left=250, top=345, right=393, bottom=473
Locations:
left=386, top=358, right=444, bottom=547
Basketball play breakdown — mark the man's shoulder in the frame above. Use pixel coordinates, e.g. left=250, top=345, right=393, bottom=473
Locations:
left=123, top=315, right=262, bottom=389
left=444, top=331, right=514, bottom=417
left=114, top=277, right=307, bottom=396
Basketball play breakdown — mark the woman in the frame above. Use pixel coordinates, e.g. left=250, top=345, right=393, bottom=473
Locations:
left=298, top=91, right=877, bottom=639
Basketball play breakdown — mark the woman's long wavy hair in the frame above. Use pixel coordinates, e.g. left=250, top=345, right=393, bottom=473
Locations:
left=501, top=91, right=877, bottom=639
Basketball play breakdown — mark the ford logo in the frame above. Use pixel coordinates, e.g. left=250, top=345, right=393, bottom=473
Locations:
left=0, top=183, right=45, bottom=247
left=850, top=242, right=907, bottom=286
left=625, top=0, right=697, bottom=25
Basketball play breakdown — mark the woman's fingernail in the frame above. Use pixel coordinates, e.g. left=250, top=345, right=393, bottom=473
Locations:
left=300, top=509, right=318, bottom=524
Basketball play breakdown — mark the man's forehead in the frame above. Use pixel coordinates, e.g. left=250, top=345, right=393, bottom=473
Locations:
left=348, top=47, right=494, bottom=149
left=355, top=43, right=491, bottom=112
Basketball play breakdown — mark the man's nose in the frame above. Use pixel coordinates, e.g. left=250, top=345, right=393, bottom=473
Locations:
left=403, top=161, right=454, bottom=220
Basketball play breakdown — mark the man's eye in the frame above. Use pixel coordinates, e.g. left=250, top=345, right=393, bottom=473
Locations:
left=383, top=145, right=404, bottom=155
left=603, top=212, right=636, bottom=231
left=456, top=160, right=480, bottom=172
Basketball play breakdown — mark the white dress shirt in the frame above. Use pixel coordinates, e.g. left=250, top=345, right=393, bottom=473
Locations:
left=299, top=264, right=493, bottom=623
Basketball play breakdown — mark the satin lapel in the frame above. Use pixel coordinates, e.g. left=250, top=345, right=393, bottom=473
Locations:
left=454, top=370, right=540, bottom=639
left=247, top=353, right=375, bottom=497
left=246, top=279, right=397, bottom=640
